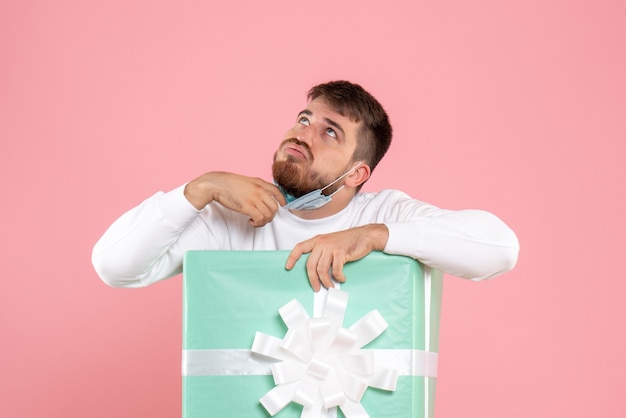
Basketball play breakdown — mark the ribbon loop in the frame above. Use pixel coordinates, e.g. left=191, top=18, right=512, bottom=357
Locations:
left=279, top=299, right=310, bottom=329
left=319, top=375, right=346, bottom=408
left=307, top=357, right=331, bottom=380
left=282, top=328, right=313, bottom=362
left=272, top=360, right=307, bottom=384
left=338, top=351, right=376, bottom=375
left=260, top=381, right=298, bottom=416
left=339, top=399, right=370, bottom=418
left=348, top=310, right=388, bottom=349
left=365, top=368, right=399, bottom=391
left=323, top=288, right=349, bottom=326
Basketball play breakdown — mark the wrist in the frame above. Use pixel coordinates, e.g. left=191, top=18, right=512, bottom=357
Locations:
left=367, top=223, right=389, bottom=251
left=184, top=176, right=215, bottom=210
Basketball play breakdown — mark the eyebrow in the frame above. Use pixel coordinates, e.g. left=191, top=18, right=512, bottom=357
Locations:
left=298, top=109, right=346, bottom=137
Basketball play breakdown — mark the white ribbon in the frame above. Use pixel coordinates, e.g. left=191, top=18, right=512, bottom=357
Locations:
left=182, top=348, right=438, bottom=377
left=248, top=288, right=436, bottom=418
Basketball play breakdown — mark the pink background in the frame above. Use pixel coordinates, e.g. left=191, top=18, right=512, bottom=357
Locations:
left=1, top=1, right=625, bottom=417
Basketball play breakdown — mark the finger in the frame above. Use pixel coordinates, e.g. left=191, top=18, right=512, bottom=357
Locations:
left=247, top=207, right=269, bottom=227
left=255, top=202, right=274, bottom=225
left=259, top=193, right=280, bottom=216
left=271, top=188, right=287, bottom=207
left=331, top=256, right=347, bottom=283
left=261, top=182, right=287, bottom=206
left=305, top=249, right=323, bottom=292
left=311, top=249, right=335, bottom=291
left=285, top=242, right=308, bottom=270
left=248, top=196, right=279, bottom=227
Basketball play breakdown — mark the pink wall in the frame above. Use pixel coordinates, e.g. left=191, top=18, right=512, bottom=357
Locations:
left=2, top=1, right=625, bottom=417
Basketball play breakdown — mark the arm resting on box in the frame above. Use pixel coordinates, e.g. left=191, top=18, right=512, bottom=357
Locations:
left=384, top=209, right=519, bottom=281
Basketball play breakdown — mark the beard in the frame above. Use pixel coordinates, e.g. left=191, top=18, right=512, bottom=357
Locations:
left=272, top=139, right=344, bottom=197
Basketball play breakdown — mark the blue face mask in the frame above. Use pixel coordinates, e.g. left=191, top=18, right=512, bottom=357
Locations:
left=279, top=164, right=361, bottom=211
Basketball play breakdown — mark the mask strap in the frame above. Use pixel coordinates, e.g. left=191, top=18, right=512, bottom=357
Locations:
left=327, top=185, right=345, bottom=198
left=320, top=164, right=362, bottom=194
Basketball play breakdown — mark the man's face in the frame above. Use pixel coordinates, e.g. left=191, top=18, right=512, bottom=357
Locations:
left=273, top=98, right=361, bottom=197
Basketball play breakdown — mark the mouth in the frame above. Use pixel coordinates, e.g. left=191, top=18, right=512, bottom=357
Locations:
left=281, top=139, right=311, bottom=161
left=284, top=145, right=307, bottom=160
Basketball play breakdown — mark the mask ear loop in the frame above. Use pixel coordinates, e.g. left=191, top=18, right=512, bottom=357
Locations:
left=320, top=164, right=362, bottom=196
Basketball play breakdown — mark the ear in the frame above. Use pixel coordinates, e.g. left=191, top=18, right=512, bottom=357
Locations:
left=345, top=163, right=371, bottom=189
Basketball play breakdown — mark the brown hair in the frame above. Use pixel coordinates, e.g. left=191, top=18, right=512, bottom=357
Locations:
left=308, top=80, right=392, bottom=174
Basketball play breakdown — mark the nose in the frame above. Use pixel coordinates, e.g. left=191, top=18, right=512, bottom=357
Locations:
left=296, top=125, right=314, bottom=146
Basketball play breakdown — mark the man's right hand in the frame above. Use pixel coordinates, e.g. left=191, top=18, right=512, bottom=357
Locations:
left=184, top=172, right=287, bottom=227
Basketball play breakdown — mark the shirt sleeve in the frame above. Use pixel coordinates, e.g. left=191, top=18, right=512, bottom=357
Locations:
left=91, top=184, right=202, bottom=288
left=377, top=192, right=519, bottom=280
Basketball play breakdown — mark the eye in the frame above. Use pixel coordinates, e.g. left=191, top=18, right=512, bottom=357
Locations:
left=298, top=116, right=310, bottom=126
left=325, top=127, right=337, bottom=138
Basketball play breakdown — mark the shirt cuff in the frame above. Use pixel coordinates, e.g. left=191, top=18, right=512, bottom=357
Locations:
left=383, top=221, right=423, bottom=258
left=158, top=183, right=202, bottom=232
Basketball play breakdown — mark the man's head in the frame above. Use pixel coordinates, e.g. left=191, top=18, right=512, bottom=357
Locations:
left=273, top=80, right=392, bottom=200
left=307, top=80, right=392, bottom=174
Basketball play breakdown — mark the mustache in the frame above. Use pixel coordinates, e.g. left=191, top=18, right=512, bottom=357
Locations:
left=281, top=138, right=313, bottom=161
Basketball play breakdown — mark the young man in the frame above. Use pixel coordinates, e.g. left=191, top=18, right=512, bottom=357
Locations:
left=92, top=80, right=519, bottom=290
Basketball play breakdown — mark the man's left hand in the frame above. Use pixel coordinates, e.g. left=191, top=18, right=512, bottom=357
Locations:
left=285, top=224, right=389, bottom=292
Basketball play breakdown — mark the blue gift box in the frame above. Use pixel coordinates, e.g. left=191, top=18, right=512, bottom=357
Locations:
left=182, top=251, right=443, bottom=417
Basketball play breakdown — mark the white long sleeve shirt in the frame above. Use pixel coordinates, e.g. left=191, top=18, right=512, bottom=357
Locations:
left=92, top=184, right=519, bottom=288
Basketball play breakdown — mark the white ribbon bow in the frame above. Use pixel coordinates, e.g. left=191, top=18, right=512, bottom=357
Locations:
left=251, top=288, right=399, bottom=418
